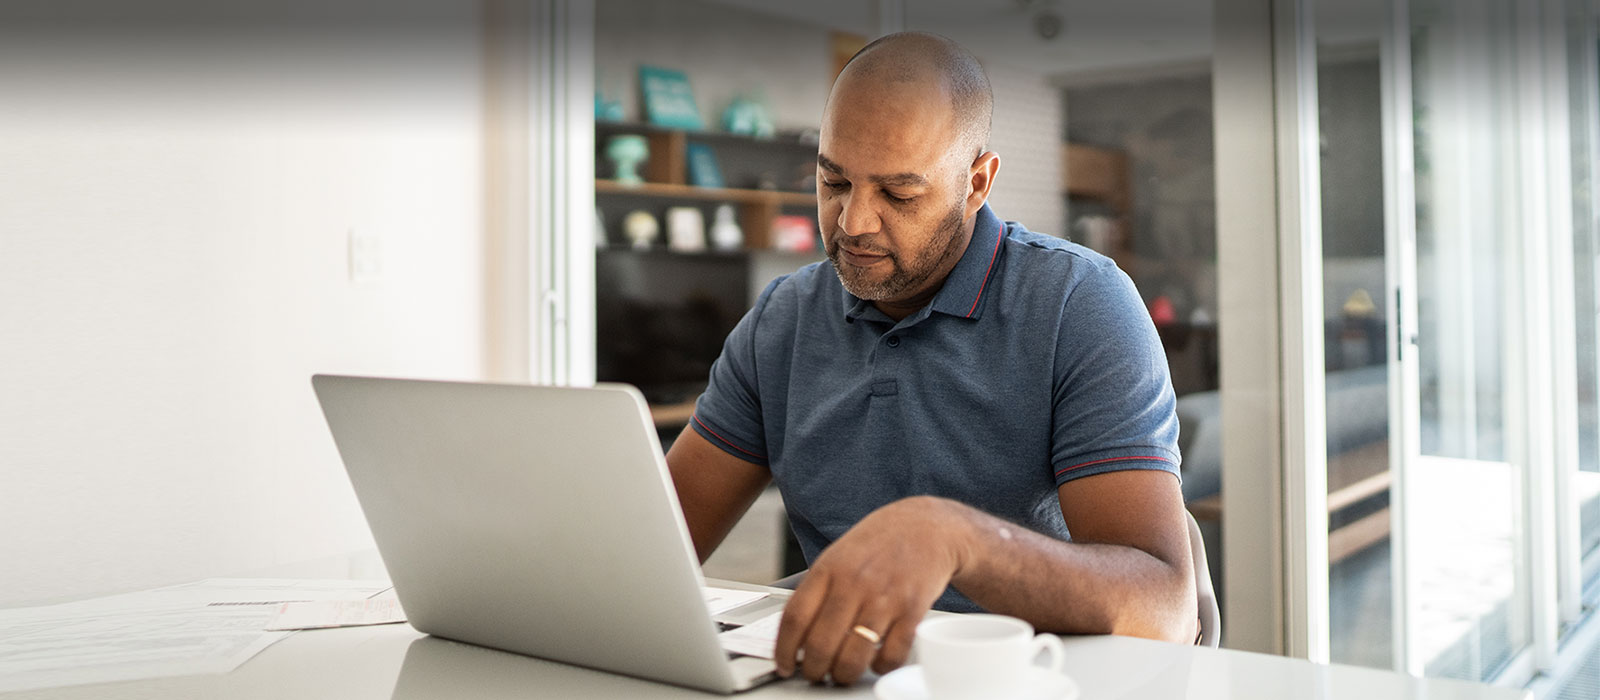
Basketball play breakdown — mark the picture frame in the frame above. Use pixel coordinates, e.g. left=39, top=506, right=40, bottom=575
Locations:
left=686, top=143, right=725, bottom=189
left=639, top=66, right=704, bottom=130
left=771, top=215, right=817, bottom=252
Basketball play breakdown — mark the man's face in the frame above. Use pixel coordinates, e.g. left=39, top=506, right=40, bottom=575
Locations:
left=816, top=81, right=972, bottom=304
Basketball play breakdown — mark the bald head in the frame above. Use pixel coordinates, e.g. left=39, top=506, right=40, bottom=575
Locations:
left=830, top=32, right=993, bottom=162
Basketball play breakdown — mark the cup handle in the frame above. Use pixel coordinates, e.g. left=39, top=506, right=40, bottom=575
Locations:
left=1030, top=633, right=1066, bottom=674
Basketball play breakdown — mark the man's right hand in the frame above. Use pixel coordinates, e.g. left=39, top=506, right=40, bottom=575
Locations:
left=770, top=496, right=972, bottom=686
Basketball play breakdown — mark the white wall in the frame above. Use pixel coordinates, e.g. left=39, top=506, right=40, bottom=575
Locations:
left=596, top=0, right=844, bottom=132
left=0, top=1, right=488, bottom=606
left=984, top=62, right=1067, bottom=235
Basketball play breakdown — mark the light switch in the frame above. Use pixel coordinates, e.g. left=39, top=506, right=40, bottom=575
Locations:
left=348, top=228, right=384, bottom=283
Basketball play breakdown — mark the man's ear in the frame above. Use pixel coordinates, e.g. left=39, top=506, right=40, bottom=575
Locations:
left=966, top=151, right=1001, bottom=218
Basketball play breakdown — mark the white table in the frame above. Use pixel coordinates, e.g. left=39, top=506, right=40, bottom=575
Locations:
left=0, top=579, right=1529, bottom=700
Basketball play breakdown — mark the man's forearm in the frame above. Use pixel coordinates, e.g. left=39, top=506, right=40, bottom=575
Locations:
left=934, top=497, right=1196, bottom=643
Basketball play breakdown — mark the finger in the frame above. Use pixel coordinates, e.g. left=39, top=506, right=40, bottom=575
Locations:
left=772, top=574, right=828, bottom=678
left=869, top=610, right=923, bottom=676
left=799, top=592, right=865, bottom=683
left=828, top=603, right=895, bottom=686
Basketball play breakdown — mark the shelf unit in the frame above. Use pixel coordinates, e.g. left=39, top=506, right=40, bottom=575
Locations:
left=595, top=121, right=818, bottom=250
left=1062, top=142, right=1134, bottom=272
left=1062, top=142, right=1131, bottom=210
left=595, top=178, right=814, bottom=249
left=594, top=122, right=821, bottom=422
left=595, top=179, right=814, bottom=206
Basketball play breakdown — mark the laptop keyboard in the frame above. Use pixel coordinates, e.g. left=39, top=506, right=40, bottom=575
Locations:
left=718, top=620, right=747, bottom=658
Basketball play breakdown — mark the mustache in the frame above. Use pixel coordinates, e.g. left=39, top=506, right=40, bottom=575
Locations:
left=827, top=238, right=894, bottom=257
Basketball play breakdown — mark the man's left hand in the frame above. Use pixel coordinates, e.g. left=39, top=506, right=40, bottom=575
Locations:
left=771, top=495, right=970, bottom=685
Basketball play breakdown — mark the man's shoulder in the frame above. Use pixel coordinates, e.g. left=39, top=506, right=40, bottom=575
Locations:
left=763, top=259, right=835, bottom=298
left=999, top=220, right=1120, bottom=283
left=749, top=259, right=838, bottom=318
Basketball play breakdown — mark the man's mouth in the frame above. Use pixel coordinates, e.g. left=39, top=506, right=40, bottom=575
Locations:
left=837, top=246, right=889, bottom=267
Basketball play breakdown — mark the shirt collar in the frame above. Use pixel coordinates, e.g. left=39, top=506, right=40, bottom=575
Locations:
left=838, top=202, right=1007, bottom=322
left=928, top=203, right=1006, bottom=320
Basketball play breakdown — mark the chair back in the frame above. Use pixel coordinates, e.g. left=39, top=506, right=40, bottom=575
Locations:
left=1188, top=509, right=1221, bottom=647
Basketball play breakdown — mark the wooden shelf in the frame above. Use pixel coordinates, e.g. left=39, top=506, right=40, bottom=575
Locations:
left=1062, top=142, right=1134, bottom=274
left=596, top=120, right=818, bottom=150
left=596, top=120, right=818, bottom=249
left=596, top=179, right=815, bottom=207
left=1062, top=142, right=1130, bottom=212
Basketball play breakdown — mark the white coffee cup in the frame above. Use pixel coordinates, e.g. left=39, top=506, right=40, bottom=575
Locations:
left=914, top=614, right=1066, bottom=700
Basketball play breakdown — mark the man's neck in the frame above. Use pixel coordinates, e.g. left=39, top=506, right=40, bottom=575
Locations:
left=874, top=290, right=941, bottom=322
left=871, top=214, right=978, bottom=322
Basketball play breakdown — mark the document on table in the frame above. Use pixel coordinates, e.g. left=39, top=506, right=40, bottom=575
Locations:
left=702, top=586, right=767, bottom=616
left=0, top=578, right=392, bottom=692
left=266, top=596, right=406, bottom=631
left=718, top=610, right=783, bottom=659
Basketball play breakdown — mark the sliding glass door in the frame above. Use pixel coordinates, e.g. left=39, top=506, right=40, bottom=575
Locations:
left=1310, top=0, right=1600, bottom=685
left=1566, top=0, right=1600, bottom=624
left=1395, top=0, right=1531, bottom=680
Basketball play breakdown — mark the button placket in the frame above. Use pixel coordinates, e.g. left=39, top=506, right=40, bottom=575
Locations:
left=870, top=331, right=904, bottom=397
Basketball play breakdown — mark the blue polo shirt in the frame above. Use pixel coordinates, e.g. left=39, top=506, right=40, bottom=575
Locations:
left=690, top=203, right=1180, bottom=612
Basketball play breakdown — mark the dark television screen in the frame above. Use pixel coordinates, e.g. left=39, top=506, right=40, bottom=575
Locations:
left=595, top=249, right=750, bottom=405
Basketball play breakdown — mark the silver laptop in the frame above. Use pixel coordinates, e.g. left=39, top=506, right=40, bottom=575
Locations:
left=311, top=375, right=781, bottom=693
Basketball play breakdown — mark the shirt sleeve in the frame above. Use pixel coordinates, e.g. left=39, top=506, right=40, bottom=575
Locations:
left=688, top=277, right=784, bottom=466
left=1049, top=262, right=1182, bottom=486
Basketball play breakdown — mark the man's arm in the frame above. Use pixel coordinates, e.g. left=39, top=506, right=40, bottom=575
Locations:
left=770, top=469, right=1195, bottom=685
left=664, top=425, right=772, bottom=563
left=954, top=470, right=1195, bottom=638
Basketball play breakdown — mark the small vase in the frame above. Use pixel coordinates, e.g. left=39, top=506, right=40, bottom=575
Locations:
left=605, top=135, right=648, bottom=185
left=710, top=205, right=743, bottom=251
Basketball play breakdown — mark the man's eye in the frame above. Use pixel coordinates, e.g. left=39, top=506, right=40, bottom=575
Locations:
left=885, top=192, right=914, bottom=204
left=821, top=180, right=849, bottom=191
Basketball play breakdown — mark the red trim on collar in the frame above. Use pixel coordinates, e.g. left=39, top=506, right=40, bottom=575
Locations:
left=965, top=221, right=1005, bottom=318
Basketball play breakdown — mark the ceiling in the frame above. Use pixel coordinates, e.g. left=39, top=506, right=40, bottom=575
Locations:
left=702, top=0, right=1386, bottom=80
left=701, top=0, right=1208, bottom=78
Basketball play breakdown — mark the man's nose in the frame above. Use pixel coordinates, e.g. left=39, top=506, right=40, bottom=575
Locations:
left=837, top=192, right=881, bottom=237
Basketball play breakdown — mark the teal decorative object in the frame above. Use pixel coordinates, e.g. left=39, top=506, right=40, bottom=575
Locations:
left=594, top=92, right=623, bottom=122
left=686, top=143, right=724, bottom=189
left=605, top=135, right=648, bottom=185
left=722, top=96, right=774, bottom=138
left=639, top=66, right=703, bottom=130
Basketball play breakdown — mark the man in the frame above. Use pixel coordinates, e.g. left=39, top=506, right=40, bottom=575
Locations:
left=665, top=32, right=1196, bottom=685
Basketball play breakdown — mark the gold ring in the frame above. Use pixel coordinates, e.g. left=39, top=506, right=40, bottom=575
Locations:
left=851, top=624, right=882, bottom=645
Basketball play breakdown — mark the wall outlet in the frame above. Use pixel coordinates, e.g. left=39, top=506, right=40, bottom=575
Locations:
left=348, top=228, right=384, bottom=283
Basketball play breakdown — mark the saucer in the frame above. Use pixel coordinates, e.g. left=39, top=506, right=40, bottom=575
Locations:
left=873, top=665, right=1079, bottom=700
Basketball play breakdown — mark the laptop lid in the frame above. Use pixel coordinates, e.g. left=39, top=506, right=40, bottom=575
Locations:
left=311, top=375, right=750, bottom=693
